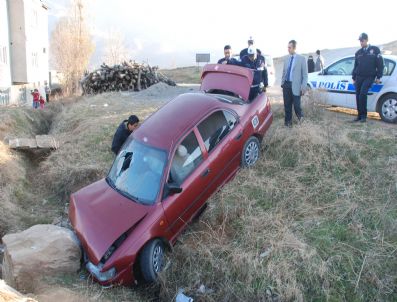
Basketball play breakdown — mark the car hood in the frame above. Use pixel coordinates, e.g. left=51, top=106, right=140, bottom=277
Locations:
left=69, top=178, right=151, bottom=265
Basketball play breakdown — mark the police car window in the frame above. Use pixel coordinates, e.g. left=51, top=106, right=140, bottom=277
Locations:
left=170, top=131, right=203, bottom=185
left=383, top=59, right=395, bottom=76
left=197, top=110, right=237, bottom=153
left=327, top=58, right=355, bottom=76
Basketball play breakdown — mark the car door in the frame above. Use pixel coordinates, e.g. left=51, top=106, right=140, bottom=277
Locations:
left=162, top=129, right=211, bottom=237
left=345, top=58, right=396, bottom=110
left=196, top=109, right=243, bottom=195
left=315, top=57, right=355, bottom=106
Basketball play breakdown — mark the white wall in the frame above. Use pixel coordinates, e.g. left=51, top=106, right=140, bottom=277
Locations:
left=24, top=0, right=49, bottom=86
left=8, top=0, right=49, bottom=86
left=8, top=0, right=27, bottom=83
left=0, top=0, right=11, bottom=88
left=0, top=0, right=11, bottom=105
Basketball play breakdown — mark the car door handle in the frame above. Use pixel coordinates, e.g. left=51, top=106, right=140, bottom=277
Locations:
left=235, top=132, right=243, bottom=140
left=341, top=80, right=349, bottom=82
left=201, top=168, right=210, bottom=177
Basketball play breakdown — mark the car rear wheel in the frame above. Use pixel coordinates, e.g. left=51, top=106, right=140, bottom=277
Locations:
left=378, top=93, right=397, bottom=123
left=139, top=239, right=164, bottom=282
left=241, top=136, right=260, bottom=167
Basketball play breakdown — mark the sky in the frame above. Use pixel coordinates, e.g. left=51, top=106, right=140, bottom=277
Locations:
left=45, top=0, right=397, bottom=69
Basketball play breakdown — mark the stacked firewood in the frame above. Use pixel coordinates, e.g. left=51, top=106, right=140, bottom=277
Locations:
left=81, top=61, right=176, bottom=95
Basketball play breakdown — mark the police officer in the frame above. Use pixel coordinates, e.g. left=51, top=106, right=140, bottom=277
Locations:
left=240, top=46, right=266, bottom=100
left=352, top=33, right=384, bottom=122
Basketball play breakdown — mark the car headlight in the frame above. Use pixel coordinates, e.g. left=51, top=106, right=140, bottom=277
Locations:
left=86, top=262, right=116, bottom=282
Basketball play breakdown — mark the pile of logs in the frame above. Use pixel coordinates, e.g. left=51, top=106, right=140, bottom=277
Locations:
left=81, top=61, right=176, bottom=95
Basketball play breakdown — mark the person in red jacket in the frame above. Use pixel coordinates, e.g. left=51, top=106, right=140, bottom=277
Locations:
left=39, top=95, right=45, bottom=109
left=31, top=89, right=40, bottom=109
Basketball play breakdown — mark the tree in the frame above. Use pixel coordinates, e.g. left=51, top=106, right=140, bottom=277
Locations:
left=50, top=0, right=95, bottom=95
left=102, top=30, right=129, bottom=66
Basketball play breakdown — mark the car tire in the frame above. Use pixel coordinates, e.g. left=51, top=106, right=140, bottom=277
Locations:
left=139, top=239, right=164, bottom=283
left=241, top=136, right=260, bottom=167
left=378, top=93, right=397, bottom=123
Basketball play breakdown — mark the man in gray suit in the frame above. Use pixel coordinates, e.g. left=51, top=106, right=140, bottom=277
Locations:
left=281, top=40, right=308, bottom=127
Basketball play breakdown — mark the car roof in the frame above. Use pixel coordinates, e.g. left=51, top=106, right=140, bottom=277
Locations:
left=327, top=54, right=397, bottom=66
left=133, top=92, right=224, bottom=151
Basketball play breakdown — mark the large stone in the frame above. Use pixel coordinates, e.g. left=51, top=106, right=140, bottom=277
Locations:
left=8, top=138, right=37, bottom=149
left=8, top=135, right=58, bottom=150
left=2, top=225, right=81, bottom=293
left=35, top=135, right=58, bottom=149
left=0, top=279, right=38, bottom=302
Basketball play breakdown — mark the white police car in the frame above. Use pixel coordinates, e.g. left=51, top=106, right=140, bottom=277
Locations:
left=308, top=54, right=397, bottom=123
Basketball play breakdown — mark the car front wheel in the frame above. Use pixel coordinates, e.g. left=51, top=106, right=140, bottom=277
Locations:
left=378, top=93, right=397, bottom=123
left=241, top=136, right=260, bottom=167
left=139, top=239, right=164, bottom=282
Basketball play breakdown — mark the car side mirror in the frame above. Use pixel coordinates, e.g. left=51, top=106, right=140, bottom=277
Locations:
left=163, top=183, right=182, bottom=199
left=169, top=184, right=182, bottom=194
left=321, top=70, right=327, bottom=75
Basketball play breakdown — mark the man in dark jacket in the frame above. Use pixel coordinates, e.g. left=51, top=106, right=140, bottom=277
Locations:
left=352, top=33, right=384, bottom=122
left=111, top=115, right=140, bottom=155
left=218, top=45, right=239, bottom=65
left=307, top=55, right=315, bottom=73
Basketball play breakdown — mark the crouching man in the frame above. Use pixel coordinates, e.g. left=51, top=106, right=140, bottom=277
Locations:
left=111, top=115, right=140, bottom=155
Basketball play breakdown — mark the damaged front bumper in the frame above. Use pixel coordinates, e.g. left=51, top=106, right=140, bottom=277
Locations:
left=86, top=261, right=116, bottom=282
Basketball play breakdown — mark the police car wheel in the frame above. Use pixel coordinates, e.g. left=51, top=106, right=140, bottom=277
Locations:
left=378, top=93, right=397, bottom=123
left=241, top=136, right=260, bottom=167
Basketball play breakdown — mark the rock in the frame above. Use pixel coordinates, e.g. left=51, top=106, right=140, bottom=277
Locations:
left=0, top=279, right=38, bottom=302
left=8, top=138, right=37, bottom=149
left=2, top=225, right=81, bottom=293
left=8, top=135, right=58, bottom=150
left=35, top=135, right=58, bottom=149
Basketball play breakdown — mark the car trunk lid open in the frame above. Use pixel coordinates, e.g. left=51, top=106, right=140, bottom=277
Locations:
left=200, top=64, right=254, bottom=102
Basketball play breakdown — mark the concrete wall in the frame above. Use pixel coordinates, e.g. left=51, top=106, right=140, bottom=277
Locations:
left=8, top=0, right=27, bottom=84
left=8, top=0, right=49, bottom=86
left=6, top=0, right=49, bottom=105
left=0, top=0, right=12, bottom=105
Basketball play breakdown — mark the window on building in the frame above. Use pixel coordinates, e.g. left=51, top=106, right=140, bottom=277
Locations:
left=0, top=46, right=7, bottom=65
left=32, top=10, right=38, bottom=28
left=31, top=52, right=38, bottom=68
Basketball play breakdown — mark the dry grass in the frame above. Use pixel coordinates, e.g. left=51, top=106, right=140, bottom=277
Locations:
left=160, top=66, right=202, bottom=84
left=1, top=86, right=396, bottom=301
left=156, top=96, right=397, bottom=301
left=0, top=106, right=63, bottom=236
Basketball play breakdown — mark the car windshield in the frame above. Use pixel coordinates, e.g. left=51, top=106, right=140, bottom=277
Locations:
left=107, top=139, right=167, bottom=205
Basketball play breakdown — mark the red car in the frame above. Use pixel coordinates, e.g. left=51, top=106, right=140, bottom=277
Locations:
left=69, top=64, right=273, bottom=285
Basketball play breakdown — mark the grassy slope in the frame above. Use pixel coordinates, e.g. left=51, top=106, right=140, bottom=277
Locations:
left=1, top=85, right=396, bottom=301
left=160, top=66, right=202, bottom=84
left=161, top=103, right=397, bottom=301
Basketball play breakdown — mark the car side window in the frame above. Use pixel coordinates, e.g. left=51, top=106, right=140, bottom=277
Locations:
left=383, top=59, right=395, bottom=76
left=326, top=58, right=355, bottom=75
left=170, top=131, right=203, bottom=185
left=197, top=110, right=237, bottom=153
